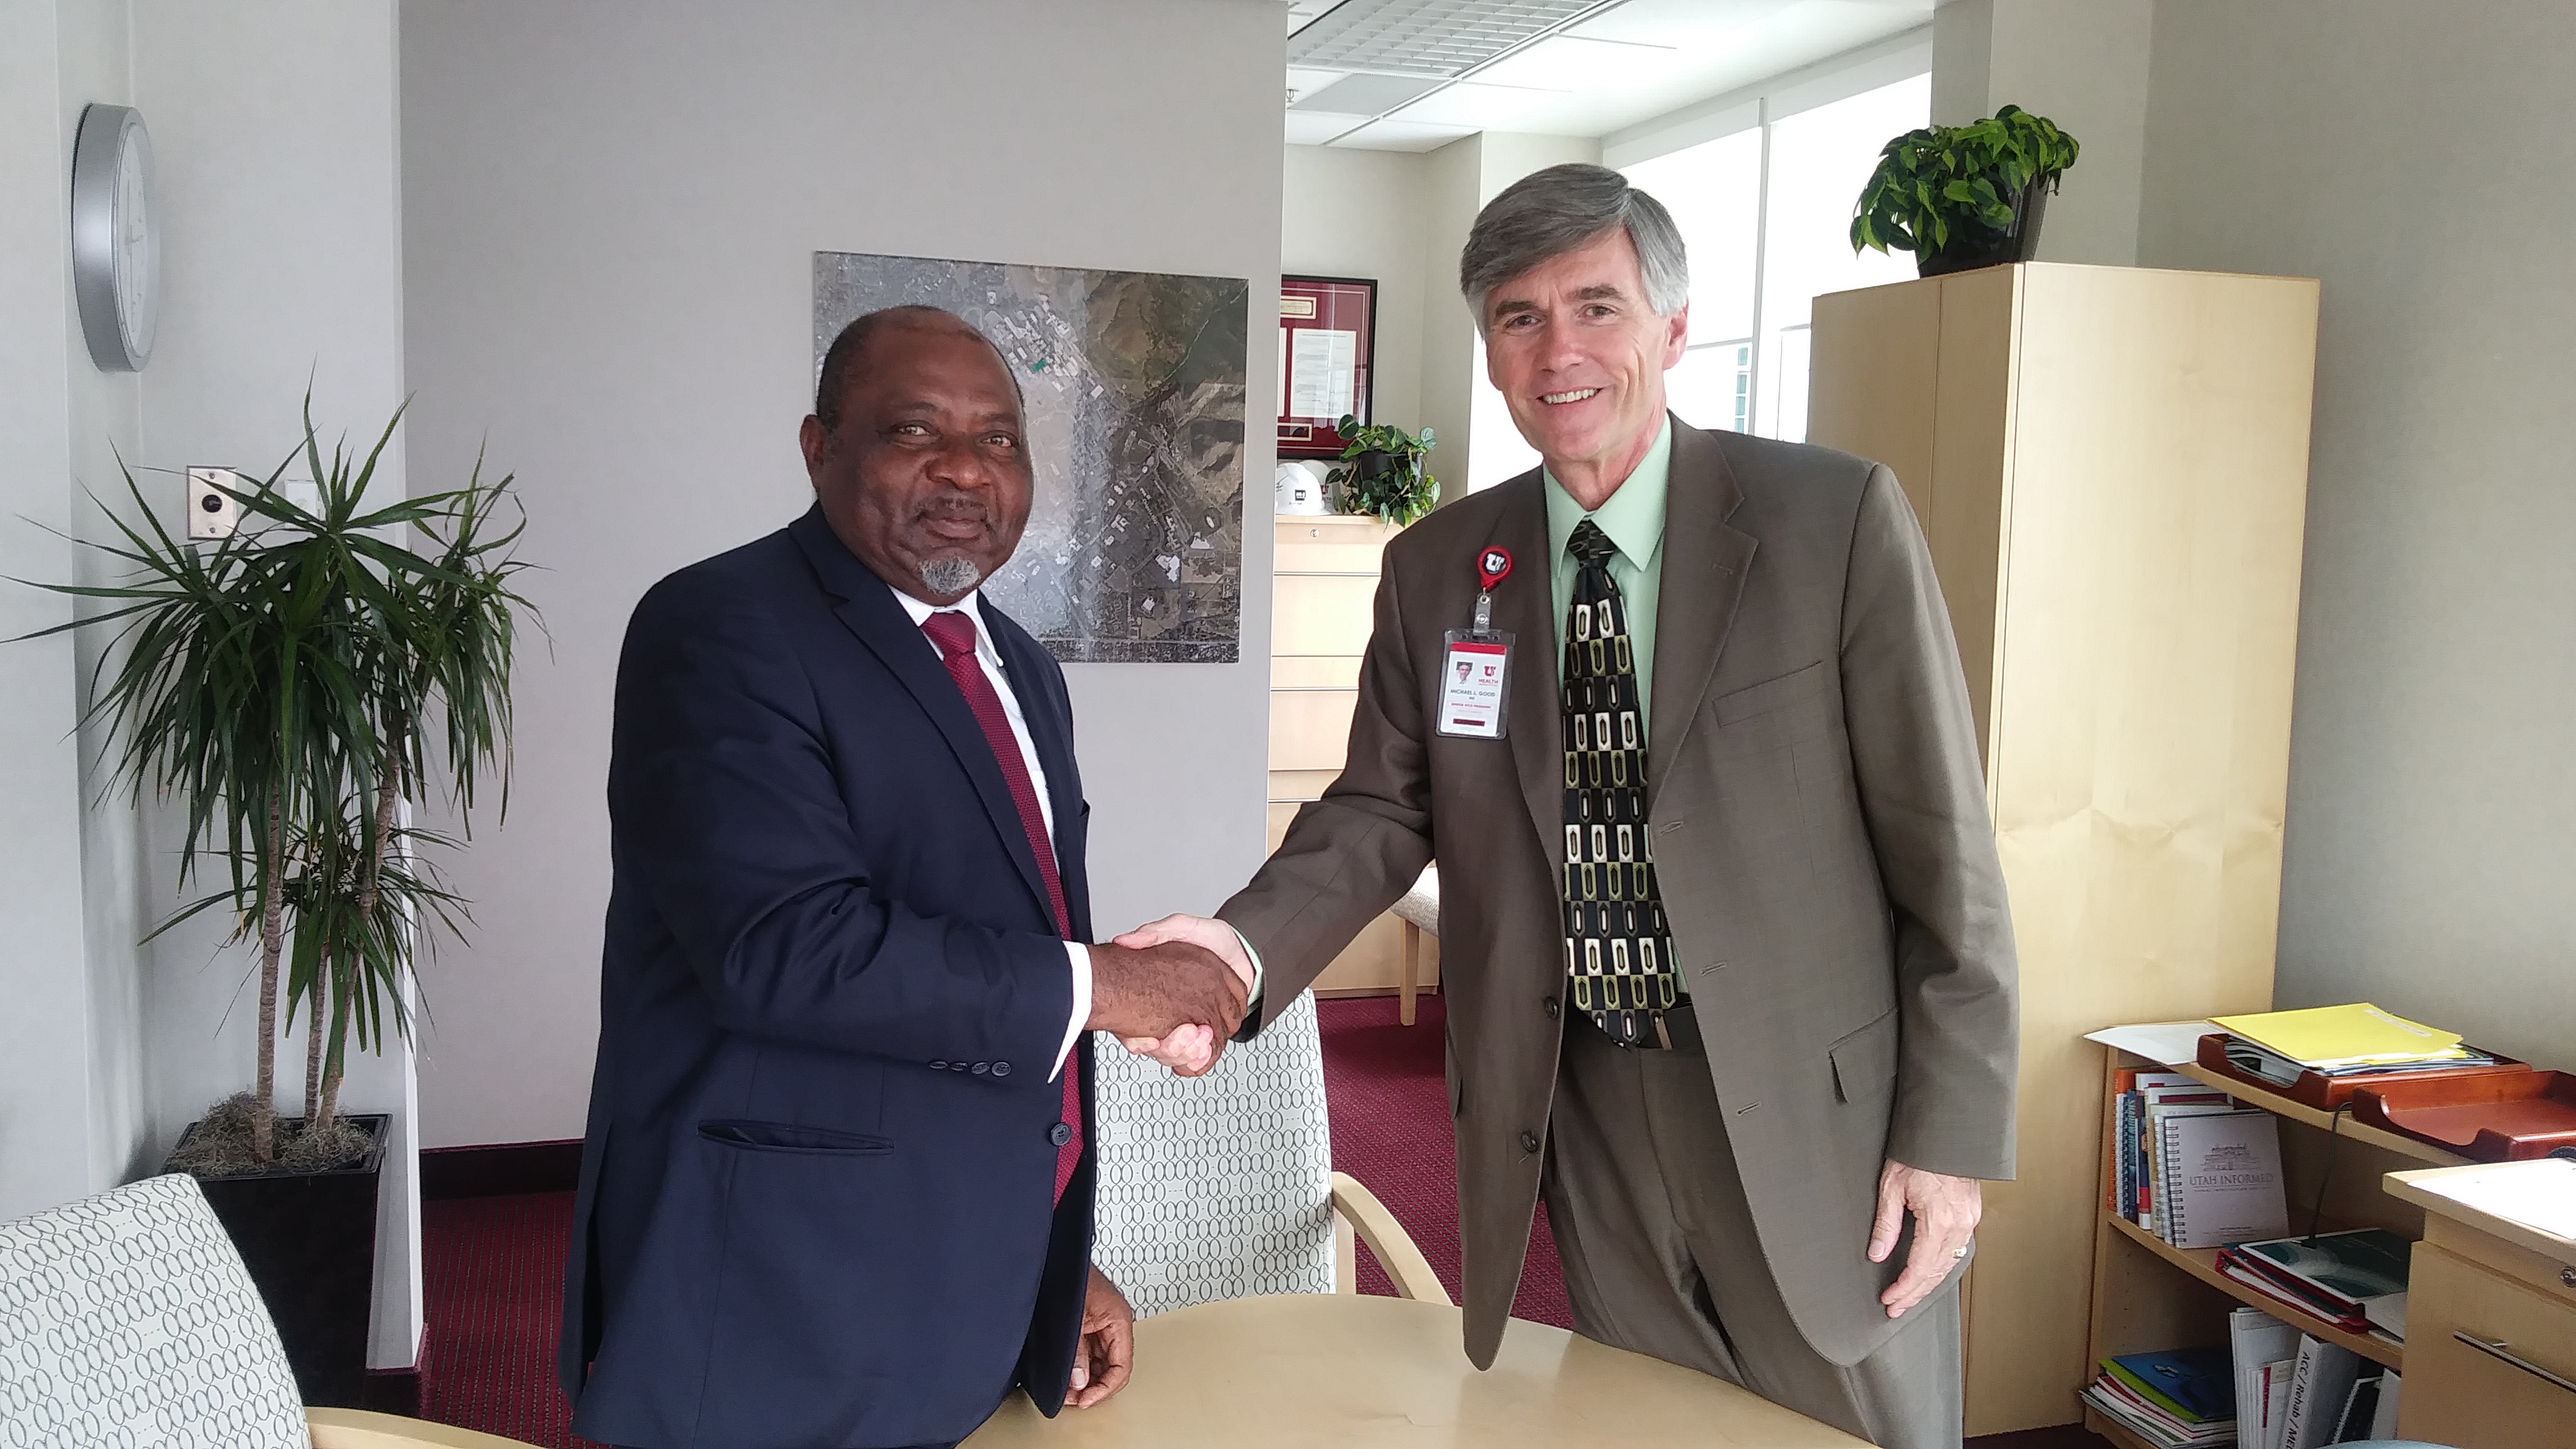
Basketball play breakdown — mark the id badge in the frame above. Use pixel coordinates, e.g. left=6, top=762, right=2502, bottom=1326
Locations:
left=1438, top=629, right=1512, bottom=738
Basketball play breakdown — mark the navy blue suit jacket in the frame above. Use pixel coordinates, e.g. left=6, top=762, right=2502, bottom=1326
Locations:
left=560, top=507, right=1097, bottom=1449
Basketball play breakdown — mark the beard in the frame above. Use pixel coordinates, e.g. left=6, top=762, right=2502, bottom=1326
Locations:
left=916, top=555, right=985, bottom=596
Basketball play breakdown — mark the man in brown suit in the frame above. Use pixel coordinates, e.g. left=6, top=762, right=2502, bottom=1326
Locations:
left=1125, top=163, right=2016, bottom=1449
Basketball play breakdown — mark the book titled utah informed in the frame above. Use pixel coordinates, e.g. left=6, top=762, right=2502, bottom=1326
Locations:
left=2159, top=1108, right=2289, bottom=1250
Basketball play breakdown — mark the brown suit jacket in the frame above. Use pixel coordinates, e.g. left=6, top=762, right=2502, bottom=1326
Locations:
left=1222, top=417, right=2017, bottom=1370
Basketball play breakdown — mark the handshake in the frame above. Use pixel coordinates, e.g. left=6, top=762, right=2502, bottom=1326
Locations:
left=1082, top=915, right=1256, bottom=1077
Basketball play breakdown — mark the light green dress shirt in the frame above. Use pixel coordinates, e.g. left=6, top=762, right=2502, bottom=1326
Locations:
left=1544, top=416, right=1673, bottom=734
left=1232, top=417, right=1674, bottom=1007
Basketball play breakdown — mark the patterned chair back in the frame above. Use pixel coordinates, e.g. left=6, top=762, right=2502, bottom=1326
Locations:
left=1089, top=991, right=1336, bottom=1317
left=0, top=1173, right=308, bottom=1448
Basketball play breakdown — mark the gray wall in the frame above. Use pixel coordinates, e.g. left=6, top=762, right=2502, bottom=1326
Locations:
left=0, top=0, right=420, bottom=1364
left=1283, top=145, right=1429, bottom=443
left=399, top=0, right=1286, bottom=1149
left=1932, top=0, right=2154, bottom=268
left=2138, top=0, right=2576, bottom=1067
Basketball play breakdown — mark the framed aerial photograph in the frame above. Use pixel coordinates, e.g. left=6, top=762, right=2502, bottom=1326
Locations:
left=1277, top=274, right=1376, bottom=459
left=815, top=250, right=1249, bottom=663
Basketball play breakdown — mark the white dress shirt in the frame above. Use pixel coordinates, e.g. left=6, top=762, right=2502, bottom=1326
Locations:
left=890, top=585, right=1091, bottom=1082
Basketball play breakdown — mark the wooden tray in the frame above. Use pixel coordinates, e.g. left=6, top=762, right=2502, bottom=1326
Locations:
left=2195, top=1032, right=2528, bottom=1108
left=2352, top=1069, right=2576, bottom=1161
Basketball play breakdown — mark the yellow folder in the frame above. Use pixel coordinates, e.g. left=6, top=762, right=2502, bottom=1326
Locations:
left=2209, top=1003, right=2467, bottom=1069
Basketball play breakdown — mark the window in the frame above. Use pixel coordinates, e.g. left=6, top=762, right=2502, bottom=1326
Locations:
left=1618, top=69, right=1928, bottom=443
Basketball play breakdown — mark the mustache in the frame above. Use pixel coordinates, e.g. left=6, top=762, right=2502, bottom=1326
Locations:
left=912, top=492, right=993, bottom=529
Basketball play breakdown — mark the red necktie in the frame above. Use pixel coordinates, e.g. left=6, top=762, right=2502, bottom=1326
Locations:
left=920, top=609, right=1083, bottom=1206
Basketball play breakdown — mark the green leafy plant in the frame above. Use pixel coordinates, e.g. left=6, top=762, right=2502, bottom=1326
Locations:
left=1326, top=416, right=1437, bottom=526
left=11, top=398, right=533, bottom=1168
left=1850, top=103, right=2080, bottom=258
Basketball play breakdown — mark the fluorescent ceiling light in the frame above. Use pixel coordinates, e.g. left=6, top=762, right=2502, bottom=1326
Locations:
left=1292, top=72, right=1447, bottom=113
left=1289, top=0, right=1610, bottom=80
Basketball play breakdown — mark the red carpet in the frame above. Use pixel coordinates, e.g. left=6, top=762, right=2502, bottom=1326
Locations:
left=417, top=992, right=1554, bottom=1444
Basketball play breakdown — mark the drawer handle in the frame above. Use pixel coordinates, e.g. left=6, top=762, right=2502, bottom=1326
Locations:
left=2454, top=1331, right=2576, bottom=1395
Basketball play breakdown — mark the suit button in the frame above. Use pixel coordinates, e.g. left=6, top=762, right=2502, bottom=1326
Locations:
left=931, top=1060, right=949, bottom=1070
left=1543, top=996, right=1560, bottom=1020
left=991, top=1061, right=1011, bottom=1077
left=1049, top=1122, right=1074, bottom=1147
left=971, top=1062, right=990, bottom=1075
left=1519, top=1130, right=1541, bottom=1154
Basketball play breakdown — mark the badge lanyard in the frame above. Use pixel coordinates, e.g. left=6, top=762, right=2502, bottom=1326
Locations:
left=1438, top=547, right=1516, bottom=739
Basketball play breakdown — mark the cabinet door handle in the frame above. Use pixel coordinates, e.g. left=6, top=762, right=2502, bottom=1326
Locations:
left=2454, top=1331, right=2576, bottom=1395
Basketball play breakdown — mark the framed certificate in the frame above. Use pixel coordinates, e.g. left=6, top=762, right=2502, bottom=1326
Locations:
left=1277, top=275, right=1376, bottom=459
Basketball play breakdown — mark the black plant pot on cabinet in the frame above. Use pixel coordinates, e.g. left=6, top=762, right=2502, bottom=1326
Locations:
left=1917, top=181, right=2052, bottom=277
left=170, top=1113, right=389, bottom=1408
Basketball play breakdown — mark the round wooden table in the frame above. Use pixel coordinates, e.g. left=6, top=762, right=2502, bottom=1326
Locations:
left=964, top=1294, right=1875, bottom=1448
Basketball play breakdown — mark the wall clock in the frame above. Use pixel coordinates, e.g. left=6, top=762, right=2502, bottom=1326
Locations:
left=71, top=103, right=158, bottom=372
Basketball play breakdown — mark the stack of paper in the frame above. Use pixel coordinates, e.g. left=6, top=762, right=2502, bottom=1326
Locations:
left=2084, top=1346, right=2237, bottom=1448
left=2211, top=1003, right=2499, bottom=1085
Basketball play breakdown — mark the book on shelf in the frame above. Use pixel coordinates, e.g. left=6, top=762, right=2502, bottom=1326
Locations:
left=2143, top=1081, right=2238, bottom=1235
left=2279, top=1333, right=2361, bottom=1449
left=2368, top=1371, right=2401, bottom=1441
left=2157, top=1109, right=2289, bottom=1249
left=2083, top=1380, right=2234, bottom=1449
left=2103, top=1345, right=2236, bottom=1424
left=2217, top=1253, right=2372, bottom=1333
left=2232, top=1229, right=2411, bottom=1319
left=2260, top=1357, right=2293, bottom=1449
left=2229, top=1307, right=2299, bottom=1449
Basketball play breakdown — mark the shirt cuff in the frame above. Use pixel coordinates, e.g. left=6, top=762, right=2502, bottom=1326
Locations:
left=1230, top=923, right=1264, bottom=1001
left=1054, top=940, right=1091, bottom=1082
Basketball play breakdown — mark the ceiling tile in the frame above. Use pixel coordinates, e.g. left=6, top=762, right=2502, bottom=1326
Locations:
left=1292, top=71, right=1447, bottom=114
left=1387, top=81, right=1565, bottom=129
left=1471, top=35, right=1684, bottom=92
left=1289, top=0, right=1604, bottom=79
left=1283, top=111, right=1375, bottom=146
left=1569, top=0, right=1798, bottom=47
left=1286, top=67, right=1351, bottom=105
left=1333, top=118, right=1481, bottom=153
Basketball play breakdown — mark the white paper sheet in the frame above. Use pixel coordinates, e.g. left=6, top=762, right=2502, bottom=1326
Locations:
left=2084, top=1020, right=2220, bottom=1068
left=1289, top=328, right=1357, bottom=420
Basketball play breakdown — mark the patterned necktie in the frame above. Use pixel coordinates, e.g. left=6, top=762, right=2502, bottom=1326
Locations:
left=1561, top=520, right=1681, bottom=1048
left=920, top=609, right=1084, bottom=1204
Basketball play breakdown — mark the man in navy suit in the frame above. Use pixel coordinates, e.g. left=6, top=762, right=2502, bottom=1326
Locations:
left=560, top=306, right=1251, bottom=1449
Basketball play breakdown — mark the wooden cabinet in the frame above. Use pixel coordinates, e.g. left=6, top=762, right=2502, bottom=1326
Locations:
left=1271, top=516, right=1438, bottom=998
left=1808, top=263, right=2320, bottom=1435
left=2387, top=1162, right=2576, bottom=1449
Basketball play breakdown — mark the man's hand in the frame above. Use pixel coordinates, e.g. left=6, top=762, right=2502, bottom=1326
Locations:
left=1086, top=939, right=1247, bottom=1078
left=1110, top=914, right=1256, bottom=1073
left=1867, top=1159, right=1982, bottom=1318
left=1066, top=1264, right=1134, bottom=1408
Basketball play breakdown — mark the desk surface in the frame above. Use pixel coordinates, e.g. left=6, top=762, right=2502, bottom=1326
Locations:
left=964, top=1294, right=1874, bottom=1448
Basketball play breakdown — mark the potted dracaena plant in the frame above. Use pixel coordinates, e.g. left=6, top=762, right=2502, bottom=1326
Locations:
left=1850, top=103, right=2080, bottom=276
left=1325, top=416, right=1438, bottom=526
left=12, top=398, right=530, bottom=1406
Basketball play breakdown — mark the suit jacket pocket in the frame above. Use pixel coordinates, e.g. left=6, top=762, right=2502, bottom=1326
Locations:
left=1712, top=660, right=1830, bottom=728
left=1827, top=1009, right=1900, bottom=1105
left=697, top=1118, right=895, bottom=1155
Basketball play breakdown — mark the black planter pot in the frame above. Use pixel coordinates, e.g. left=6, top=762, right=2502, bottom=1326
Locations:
left=1917, top=180, right=2053, bottom=277
left=170, top=1112, right=389, bottom=1408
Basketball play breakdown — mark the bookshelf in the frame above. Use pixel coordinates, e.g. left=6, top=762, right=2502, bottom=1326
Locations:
left=2084, top=1046, right=2456, bottom=1445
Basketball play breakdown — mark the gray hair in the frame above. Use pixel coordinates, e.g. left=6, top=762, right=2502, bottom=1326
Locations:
left=1458, top=163, right=1689, bottom=333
